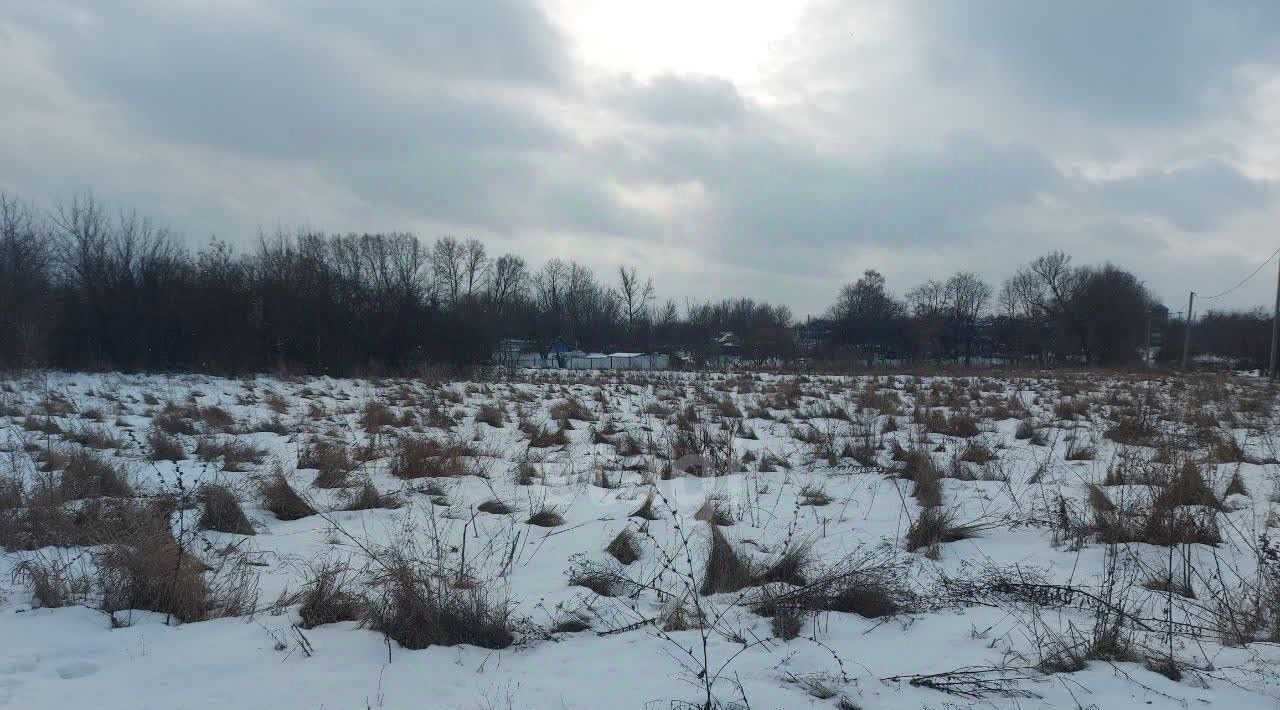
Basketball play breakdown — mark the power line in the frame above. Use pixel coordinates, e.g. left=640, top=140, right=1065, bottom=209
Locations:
left=1198, top=244, right=1280, bottom=301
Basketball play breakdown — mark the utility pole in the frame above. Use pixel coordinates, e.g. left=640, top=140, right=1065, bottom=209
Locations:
left=1180, top=291, right=1195, bottom=371
left=1270, top=256, right=1280, bottom=379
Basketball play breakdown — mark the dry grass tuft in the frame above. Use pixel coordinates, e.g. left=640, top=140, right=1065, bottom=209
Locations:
left=605, top=528, right=640, bottom=565
left=60, top=449, right=133, bottom=500
left=258, top=473, right=316, bottom=521
left=147, top=429, right=186, bottom=462
left=299, top=439, right=355, bottom=488
left=905, top=508, right=982, bottom=553
left=298, top=561, right=363, bottom=629
left=198, top=484, right=255, bottom=535
left=388, top=435, right=476, bottom=479
left=365, top=553, right=513, bottom=650
left=700, top=524, right=754, bottom=595
left=195, top=437, right=267, bottom=472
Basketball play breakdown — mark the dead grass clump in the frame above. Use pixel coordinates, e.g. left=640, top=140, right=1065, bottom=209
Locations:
left=821, top=574, right=906, bottom=618
left=898, top=449, right=942, bottom=508
left=344, top=482, right=401, bottom=511
left=198, top=484, right=255, bottom=535
left=1224, top=471, right=1248, bottom=497
left=522, top=422, right=569, bottom=448
left=12, top=557, right=91, bottom=608
left=1211, top=432, right=1245, bottom=463
left=694, top=497, right=735, bottom=526
left=905, top=508, right=982, bottom=553
left=700, top=525, right=754, bottom=595
left=799, top=483, right=832, bottom=507
left=196, top=437, right=267, bottom=472
left=771, top=601, right=805, bottom=640
left=365, top=554, right=514, bottom=650
left=258, top=473, right=316, bottom=521
left=549, top=396, right=596, bottom=422
left=526, top=505, right=565, bottom=527
left=298, top=561, right=363, bottom=629
left=1153, top=461, right=1223, bottom=511
left=64, top=424, right=123, bottom=450
left=1014, top=419, right=1036, bottom=440
left=1086, top=484, right=1116, bottom=513
left=758, top=540, right=812, bottom=587
left=630, top=492, right=660, bottom=520
left=1064, top=437, right=1097, bottom=461
left=477, top=498, right=513, bottom=515
left=605, top=528, right=641, bottom=565
left=388, top=435, right=475, bottom=479
left=60, top=449, right=133, bottom=500
left=360, top=402, right=398, bottom=432
left=298, top=439, right=354, bottom=488
left=148, top=429, right=186, bottom=462
left=958, top=441, right=995, bottom=465
left=154, top=406, right=198, bottom=435
left=97, top=521, right=211, bottom=623
left=474, top=403, right=504, bottom=427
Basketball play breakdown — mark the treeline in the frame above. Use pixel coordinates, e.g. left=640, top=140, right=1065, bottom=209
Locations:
left=0, top=193, right=793, bottom=374
left=1, top=192, right=1272, bottom=374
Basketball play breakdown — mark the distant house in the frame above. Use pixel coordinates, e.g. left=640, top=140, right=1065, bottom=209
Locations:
left=493, top=339, right=546, bottom=367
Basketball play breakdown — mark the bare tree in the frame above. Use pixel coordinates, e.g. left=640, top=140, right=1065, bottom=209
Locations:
left=489, top=254, right=527, bottom=315
left=431, top=236, right=465, bottom=305
left=462, top=238, right=489, bottom=297
left=618, top=265, right=655, bottom=338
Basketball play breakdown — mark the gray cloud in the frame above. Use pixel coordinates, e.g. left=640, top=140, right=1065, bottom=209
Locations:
left=905, top=0, right=1280, bottom=124
left=1085, top=161, right=1275, bottom=232
left=607, top=74, right=747, bottom=126
left=1, top=0, right=1278, bottom=316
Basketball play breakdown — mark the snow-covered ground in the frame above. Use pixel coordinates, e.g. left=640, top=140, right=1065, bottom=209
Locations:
left=1, top=370, right=1278, bottom=709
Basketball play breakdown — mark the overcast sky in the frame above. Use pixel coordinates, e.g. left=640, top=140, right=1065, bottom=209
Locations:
left=3, top=1, right=1279, bottom=316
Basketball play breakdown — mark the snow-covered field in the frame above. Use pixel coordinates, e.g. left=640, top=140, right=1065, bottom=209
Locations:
left=1, top=369, right=1278, bottom=709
